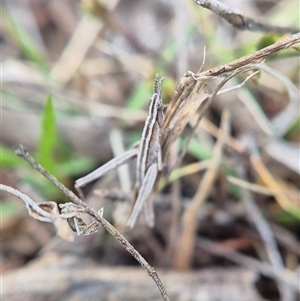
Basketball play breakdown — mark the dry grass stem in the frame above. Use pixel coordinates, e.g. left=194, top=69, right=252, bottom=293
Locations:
left=192, top=33, right=300, bottom=79
left=0, top=184, right=74, bottom=241
left=246, top=64, right=299, bottom=137
left=3, top=1, right=300, bottom=300
left=14, top=145, right=170, bottom=301
left=216, top=70, right=260, bottom=96
left=94, top=40, right=153, bottom=76
left=49, top=0, right=122, bottom=85
left=173, top=109, right=230, bottom=270
left=227, top=176, right=299, bottom=199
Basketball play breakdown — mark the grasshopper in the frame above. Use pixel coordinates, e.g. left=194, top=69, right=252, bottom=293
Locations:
left=75, top=74, right=165, bottom=228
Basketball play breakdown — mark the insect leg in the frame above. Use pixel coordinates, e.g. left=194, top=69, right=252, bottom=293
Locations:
left=127, top=163, right=158, bottom=228
left=75, top=148, right=138, bottom=198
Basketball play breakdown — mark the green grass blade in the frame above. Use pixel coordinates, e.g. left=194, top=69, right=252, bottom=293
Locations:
left=37, top=94, right=57, bottom=172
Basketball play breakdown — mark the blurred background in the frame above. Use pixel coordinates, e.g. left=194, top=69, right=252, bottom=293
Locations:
left=1, top=0, right=300, bottom=300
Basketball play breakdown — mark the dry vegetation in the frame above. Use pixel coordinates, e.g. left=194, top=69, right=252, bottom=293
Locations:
left=1, top=0, right=300, bottom=301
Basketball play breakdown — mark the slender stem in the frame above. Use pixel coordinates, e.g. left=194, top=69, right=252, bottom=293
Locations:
left=15, top=145, right=170, bottom=301
left=193, top=33, right=300, bottom=78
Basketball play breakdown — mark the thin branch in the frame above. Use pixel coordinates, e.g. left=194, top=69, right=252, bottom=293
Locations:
left=194, top=0, right=299, bottom=34
left=15, top=145, right=170, bottom=301
left=216, top=70, right=260, bottom=95
left=184, top=61, right=299, bottom=162
left=192, top=32, right=300, bottom=78
left=0, top=184, right=54, bottom=221
left=0, top=184, right=75, bottom=241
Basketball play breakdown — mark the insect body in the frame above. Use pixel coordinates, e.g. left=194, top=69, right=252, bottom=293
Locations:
left=127, top=75, right=165, bottom=227
left=75, top=74, right=165, bottom=228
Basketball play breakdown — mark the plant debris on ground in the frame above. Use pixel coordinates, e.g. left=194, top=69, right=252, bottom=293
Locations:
left=1, top=1, right=299, bottom=301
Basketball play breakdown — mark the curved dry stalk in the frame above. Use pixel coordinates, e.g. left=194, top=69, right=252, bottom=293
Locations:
left=248, top=64, right=299, bottom=136
left=0, top=184, right=54, bottom=220
left=0, top=184, right=75, bottom=241
left=191, top=32, right=300, bottom=78
left=15, top=145, right=170, bottom=301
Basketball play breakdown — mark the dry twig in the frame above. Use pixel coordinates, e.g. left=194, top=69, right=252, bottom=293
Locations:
left=13, top=145, right=170, bottom=301
left=0, top=184, right=75, bottom=242
left=190, top=32, right=300, bottom=79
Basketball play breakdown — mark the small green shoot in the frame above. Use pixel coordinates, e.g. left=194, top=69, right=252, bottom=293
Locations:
left=37, top=94, right=57, bottom=173
left=2, top=94, right=95, bottom=200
